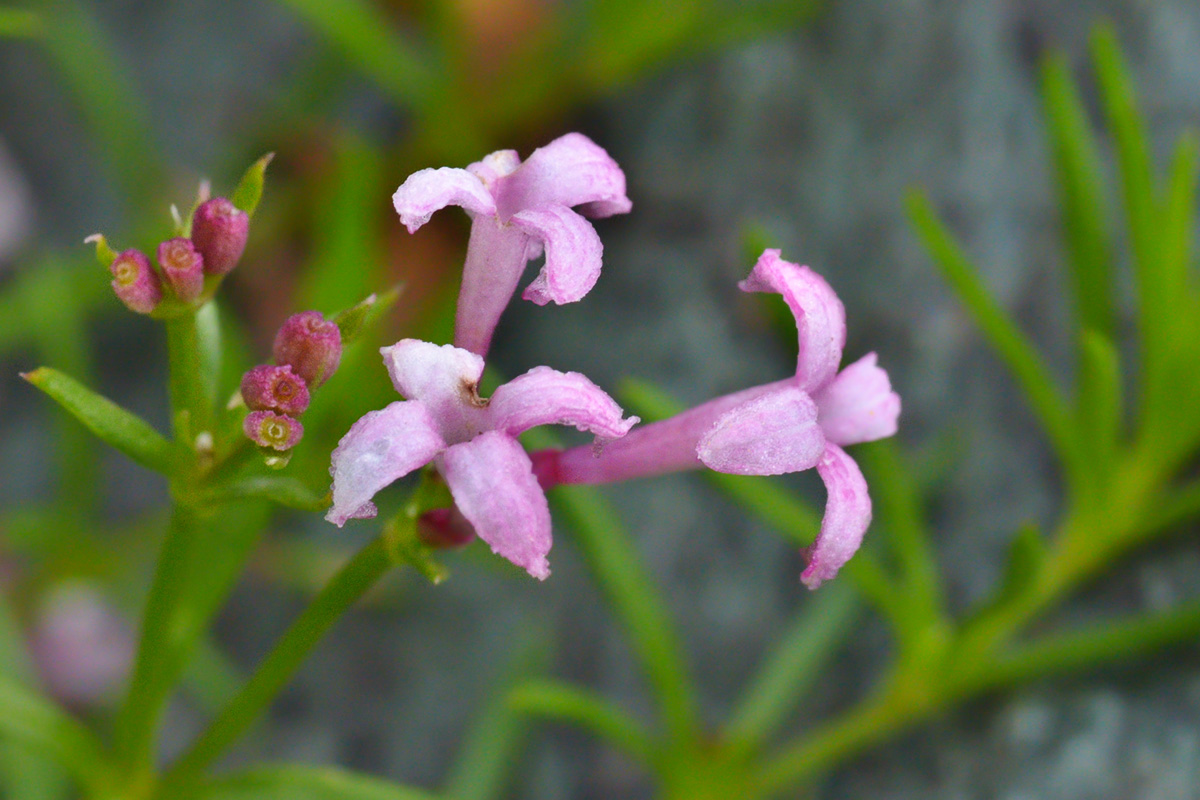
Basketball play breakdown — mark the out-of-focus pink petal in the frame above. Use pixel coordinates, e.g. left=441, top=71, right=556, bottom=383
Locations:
left=814, top=353, right=901, bottom=446
left=439, top=432, right=552, bottom=580
left=392, top=167, right=497, bottom=233
left=467, top=149, right=521, bottom=186
left=801, top=443, right=872, bottom=589
left=327, top=401, right=446, bottom=526
left=698, top=387, right=826, bottom=475
left=382, top=340, right=487, bottom=442
left=740, top=249, right=846, bottom=391
left=488, top=366, right=638, bottom=440
left=511, top=205, right=603, bottom=306
left=493, top=132, right=631, bottom=219
left=454, top=218, right=533, bottom=356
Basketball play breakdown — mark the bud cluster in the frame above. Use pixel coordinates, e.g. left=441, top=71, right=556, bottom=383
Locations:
left=95, top=195, right=250, bottom=316
left=241, top=311, right=343, bottom=459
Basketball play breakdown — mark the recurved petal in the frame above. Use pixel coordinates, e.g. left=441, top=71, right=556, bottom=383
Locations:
left=488, top=366, right=639, bottom=440
left=439, top=431, right=552, bottom=580
left=814, top=353, right=901, bottom=446
left=697, top=387, right=825, bottom=475
left=801, top=443, right=872, bottom=590
left=494, top=132, right=631, bottom=219
left=327, top=401, right=447, bottom=526
left=739, top=249, right=847, bottom=392
left=511, top=206, right=603, bottom=306
left=392, top=167, right=497, bottom=233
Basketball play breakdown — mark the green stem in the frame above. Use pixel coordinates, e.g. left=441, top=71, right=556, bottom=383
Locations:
left=165, top=312, right=209, bottom=448
left=158, top=536, right=390, bottom=795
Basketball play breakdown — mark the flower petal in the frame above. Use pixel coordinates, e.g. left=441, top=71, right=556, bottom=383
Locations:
left=697, top=387, right=825, bottom=475
left=439, top=431, right=552, bottom=580
left=813, top=353, right=902, bottom=446
left=488, top=365, right=639, bottom=440
left=454, top=217, right=534, bottom=356
left=382, top=339, right=487, bottom=443
left=392, top=167, right=497, bottom=233
left=493, top=132, right=631, bottom=219
left=511, top=205, right=603, bottom=306
left=327, top=401, right=446, bottom=526
left=740, top=249, right=846, bottom=391
left=801, top=443, right=872, bottom=589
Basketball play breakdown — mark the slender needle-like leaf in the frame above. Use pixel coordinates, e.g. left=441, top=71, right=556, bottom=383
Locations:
left=194, top=764, right=443, bottom=800
left=508, top=680, right=658, bottom=767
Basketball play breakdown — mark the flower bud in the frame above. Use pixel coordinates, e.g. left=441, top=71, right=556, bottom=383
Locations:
left=273, top=311, right=342, bottom=388
left=417, top=507, right=476, bottom=549
left=244, top=410, right=304, bottom=451
left=191, top=196, right=249, bottom=275
left=157, top=237, right=205, bottom=302
left=109, top=249, right=162, bottom=314
left=240, top=364, right=310, bottom=415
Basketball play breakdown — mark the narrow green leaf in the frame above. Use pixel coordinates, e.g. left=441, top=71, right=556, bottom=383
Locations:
left=332, top=286, right=405, bottom=347
left=508, top=680, right=657, bottom=767
left=1076, top=328, right=1122, bottom=489
left=906, top=190, right=1085, bottom=488
left=200, top=475, right=329, bottom=512
left=230, top=152, right=274, bottom=218
left=161, top=536, right=392, bottom=791
left=1160, top=132, right=1198, bottom=308
left=0, top=8, right=41, bottom=37
left=966, top=523, right=1046, bottom=625
left=522, top=429, right=700, bottom=744
left=21, top=367, right=177, bottom=475
left=275, top=0, right=436, bottom=110
left=444, top=633, right=551, bottom=800
left=83, top=233, right=117, bottom=268
left=34, top=0, right=162, bottom=203
left=0, top=674, right=111, bottom=793
left=196, top=765, right=442, bottom=800
left=725, top=580, right=859, bottom=753
left=1039, top=53, right=1113, bottom=336
left=977, top=598, right=1200, bottom=691
left=859, top=440, right=943, bottom=630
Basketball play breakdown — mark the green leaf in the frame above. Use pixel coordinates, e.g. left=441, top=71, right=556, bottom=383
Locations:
left=1076, top=328, right=1122, bottom=491
left=0, top=674, right=112, bottom=794
left=724, top=579, right=860, bottom=754
left=196, top=765, right=442, bottom=800
left=200, top=475, right=329, bottom=512
left=331, top=285, right=405, bottom=347
left=1039, top=52, right=1113, bottom=337
left=906, top=190, right=1085, bottom=489
left=444, top=632, right=551, bottom=800
left=229, top=152, right=274, bottom=217
left=507, top=680, right=657, bottom=767
left=968, top=523, right=1046, bottom=624
left=522, top=427, right=700, bottom=744
left=21, top=367, right=178, bottom=476
left=83, top=233, right=117, bottom=269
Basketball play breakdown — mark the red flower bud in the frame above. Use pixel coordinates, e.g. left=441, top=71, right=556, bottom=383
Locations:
left=417, top=507, right=477, bottom=549
left=109, top=249, right=162, bottom=314
left=273, top=311, right=342, bottom=388
left=157, top=237, right=204, bottom=302
left=191, top=197, right=249, bottom=275
left=240, top=364, right=310, bottom=415
left=244, top=410, right=304, bottom=451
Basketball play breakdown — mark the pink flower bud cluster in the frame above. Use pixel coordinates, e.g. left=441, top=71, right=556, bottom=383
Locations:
left=242, top=311, right=343, bottom=453
left=105, top=196, right=250, bottom=315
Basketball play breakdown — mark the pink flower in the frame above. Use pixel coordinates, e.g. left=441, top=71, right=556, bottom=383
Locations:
left=30, top=582, right=134, bottom=708
left=327, top=339, right=638, bottom=579
left=392, top=133, right=631, bottom=357
left=534, top=250, right=901, bottom=588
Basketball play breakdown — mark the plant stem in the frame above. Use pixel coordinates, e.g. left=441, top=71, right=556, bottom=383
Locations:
left=158, top=536, right=390, bottom=795
left=165, top=312, right=209, bottom=448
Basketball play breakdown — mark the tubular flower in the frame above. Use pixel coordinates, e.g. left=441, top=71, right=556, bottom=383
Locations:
left=534, top=250, right=901, bottom=588
left=327, top=339, right=638, bottom=579
left=392, top=133, right=631, bottom=357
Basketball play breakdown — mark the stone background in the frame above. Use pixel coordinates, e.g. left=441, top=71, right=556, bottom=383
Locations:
left=4, top=1, right=1200, bottom=797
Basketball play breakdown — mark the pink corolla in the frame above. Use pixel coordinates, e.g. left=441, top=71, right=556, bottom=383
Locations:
left=327, top=339, right=638, bottom=579
left=392, top=133, right=631, bottom=357
left=534, top=250, right=901, bottom=588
